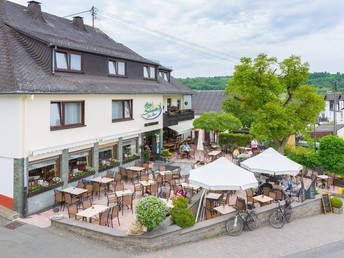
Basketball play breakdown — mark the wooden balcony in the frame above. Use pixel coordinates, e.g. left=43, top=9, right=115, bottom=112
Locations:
left=163, top=109, right=194, bottom=127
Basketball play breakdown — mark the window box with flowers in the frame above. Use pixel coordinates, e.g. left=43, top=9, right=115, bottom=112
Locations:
left=99, top=158, right=120, bottom=172
left=68, top=166, right=96, bottom=183
left=122, top=153, right=140, bottom=164
left=27, top=177, right=63, bottom=198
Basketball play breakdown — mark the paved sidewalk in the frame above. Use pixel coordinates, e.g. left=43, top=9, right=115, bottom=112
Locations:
left=136, top=213, right=344, bottom=258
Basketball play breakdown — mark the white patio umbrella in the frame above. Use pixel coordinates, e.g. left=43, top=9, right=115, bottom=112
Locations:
left=196, top=130, right=204, bottom=160
left=240, top=147, right=303, bottom=176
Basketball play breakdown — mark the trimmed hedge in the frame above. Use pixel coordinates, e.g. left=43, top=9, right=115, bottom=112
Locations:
left=219, top=133, right=251, bottom=146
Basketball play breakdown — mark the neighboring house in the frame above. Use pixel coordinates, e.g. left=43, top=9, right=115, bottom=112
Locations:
left=191, top=90, right=226, bottom=143
left=0, top=1, right=193, bottom=215
left=308, top=124, right=344, bottom=139
left=320, top=93, right=344, bottom=123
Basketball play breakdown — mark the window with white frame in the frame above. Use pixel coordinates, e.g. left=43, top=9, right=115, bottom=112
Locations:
left=159, top=71, right=169, bottom=81
left=108, top=60, right=126, bottom=76
left=50, top=101, right=84, bottom=129
left=112, top=99, right=133, bottom=121
left=55, top=50, right=82, bottom=72
left=143, top=65, right=156, bottom=79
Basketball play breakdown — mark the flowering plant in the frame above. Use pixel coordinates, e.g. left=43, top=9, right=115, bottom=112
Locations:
left=52, top=207, right=60, bottom=213
left=85, top=166, right=95, bottom=172
left=50, top=177, right=62, bottom=184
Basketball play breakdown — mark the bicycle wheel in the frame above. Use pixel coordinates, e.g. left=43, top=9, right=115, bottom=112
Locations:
left=284, top=206, right=293, bottom=223
left=246, top=211, right=259, bottom=231
left=226, top=216, right=244, bottom=236
left=269, top=210, right=285, bottom=229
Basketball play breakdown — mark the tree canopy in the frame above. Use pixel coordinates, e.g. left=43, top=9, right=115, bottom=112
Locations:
left=192, top=111, right=242, bottom=132
left=225, top=54, right=325, bottom=153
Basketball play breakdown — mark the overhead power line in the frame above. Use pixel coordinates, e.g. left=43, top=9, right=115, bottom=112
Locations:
left=63, top=9, right=91, bottom=18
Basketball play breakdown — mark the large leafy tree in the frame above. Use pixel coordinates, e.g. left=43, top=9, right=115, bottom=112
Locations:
left=193, top=111, right=242, bottom=132
left=225, top=54, right=325, bottom=153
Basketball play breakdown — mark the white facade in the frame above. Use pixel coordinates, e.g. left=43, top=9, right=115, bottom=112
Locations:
left=320, top=96, right=344, bottom=124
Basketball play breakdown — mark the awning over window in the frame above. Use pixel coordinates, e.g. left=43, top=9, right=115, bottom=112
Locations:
left=168, top=120, right=194, bottom=135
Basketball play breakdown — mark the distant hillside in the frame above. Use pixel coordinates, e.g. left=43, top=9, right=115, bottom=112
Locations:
left=178, top=72, right=344, bottom=94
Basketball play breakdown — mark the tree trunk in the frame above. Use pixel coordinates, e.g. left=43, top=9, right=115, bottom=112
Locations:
left=274, top=136, right=290, bottom=154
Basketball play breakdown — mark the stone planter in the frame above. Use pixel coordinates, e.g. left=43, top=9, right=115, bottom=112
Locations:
left=98, top=163, right=119, bottom=172
left=333, top=207, right=343, bottom=214
left=68, top=171, right=95, bottom=183
left=27, top=182, right=63, bottom=198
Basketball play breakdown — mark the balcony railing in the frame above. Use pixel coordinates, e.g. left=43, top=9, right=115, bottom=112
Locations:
left=163, top=109, right=194, bottom=127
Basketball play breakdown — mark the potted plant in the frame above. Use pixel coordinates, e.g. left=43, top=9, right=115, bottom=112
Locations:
left=135, top=196, right=167, bottom=231
left=161, top=149, right=172, bottom=157
left=330, top=196, right=343, bottom=214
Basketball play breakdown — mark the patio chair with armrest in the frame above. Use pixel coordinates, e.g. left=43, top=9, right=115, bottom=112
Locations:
left=90, top=209, right=110, bottom=226
left=133, top=180, right=143, bottom=199
left=109, top=205, right=120, bottom=227
left=327, top=176, right=334, bottom=190
left=262, top=187, right=271, bottom=196
left=127, top=170, right=138, bottom=182
left=121, top=193, right=134, bottom=215
left=106, top=170, right=114, bottom=179
left=106, top=192, right=118, bottom=206
left=119, top=167, right=128, bottom=182
left=66, top=202, right=83, bottom=220
left=64, top=192, right=79, bottom=206
left=235, top=197, right=247, bottom=212
left=54, top=189, right=65, bottom=210
left=77, top=181, right=85, bottom=189
left=92, top=182, right=106, bottom=200
left=81, top=197, right=92, bottom=210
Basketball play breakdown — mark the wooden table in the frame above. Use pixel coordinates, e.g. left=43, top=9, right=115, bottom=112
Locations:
left=115, top=189, right=132, bottom=198
left=164, top=143, right=175, bottom=149
left=316, top=175, right=329, bottom=180
left=253, top=195, right=273, bottom=205
left=159, top=198, right=174, bottom=209
left=213, top=205, right=236, bottom=215
left=206, top=192, right=222, bottom=200
left=62, top=187, right=87, bottom=196
left=128, top=166, right=145, bottom=172
left=139, top=180, right=155, bottom=187
left=207, top=150, right=221, bottom=161
left=91, top=177, right=114, bottom=184
left=76, top=204, right=109, bottom=222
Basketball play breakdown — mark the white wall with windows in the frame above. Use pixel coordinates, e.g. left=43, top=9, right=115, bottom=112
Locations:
left=163, top=95, right=186, bottom=111
left=23, top=94, right=163, bottom=157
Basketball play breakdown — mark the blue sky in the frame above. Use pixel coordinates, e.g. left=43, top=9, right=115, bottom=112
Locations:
left=10, top=0, right=344, bottom=78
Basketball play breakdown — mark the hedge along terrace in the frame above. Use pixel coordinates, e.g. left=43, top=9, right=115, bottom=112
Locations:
left=219, top=133, right=251, bottom=147
left=285, top=135, right=344, bottom=175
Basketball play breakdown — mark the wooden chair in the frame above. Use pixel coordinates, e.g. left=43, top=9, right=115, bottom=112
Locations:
left=119, top=167, right=128, bottom=182
left=149, top=182, right=158, bottom=196
left=140, top=175, right=149, bottom=181
left=81, top=197, right=92, bottom=210
left=77, top=181, right=85, bottom=189
left=66, top=202, right=82, bottom=220
left=106, top=192, right=118, bottom=206
left=91, top=209, right=110, bottom=226
left=262, top=187, right=271, bottom=196
left=121, top=193, right=134, bottom=215
left=268, top=192, right=276, bottom=205
left=204, top=207, right=213, bottom=220
left=135, top=161, right=142, bottom=167
left=327, top=176, right=334, bottom=190
left=106, top=170, right=114, bottom=179
left=54, top=189, right=65, bottom=210
left=273, top=189, right=284, bottom=201
left=245, top=189, right=255, bottom=207
left=83, top=184, right=93, bottom=201
left=236, top=197, right=246, bottom=212
left=64, top=192, right=79, bottom=206
left=127, top=170, right=138, bottom=182
left=109, top=205, right=120, bottom=227
left=133, top=180, right=143, bottom=198
left=189, top=149, right=195, bottom=160
left=114, top=184, right=124, bottom=191
left=114, top=173, right=122, bottom=185
left=172, top=168, right=181, bottom=180
left=92, top=182, right=106, bottom=200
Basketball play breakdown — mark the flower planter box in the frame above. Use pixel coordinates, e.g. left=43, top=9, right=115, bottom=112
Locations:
left=122, top=156, right=140, bottom=164
left=27, top=182, right=63, bottom=198
left=68, top=171, right=95, bottom=183
left=333, top=207, right=343, bottom=214
left=98, top=163, right=119, bottom=172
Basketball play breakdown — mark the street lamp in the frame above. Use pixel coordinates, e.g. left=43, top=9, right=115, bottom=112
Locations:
left=333, top=80, right=338, bottom=136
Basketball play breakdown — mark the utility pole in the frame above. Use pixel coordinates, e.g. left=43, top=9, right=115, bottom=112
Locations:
left=91, top=6, right=95, bottom=27
left=333, top=80, right=338, bottom=136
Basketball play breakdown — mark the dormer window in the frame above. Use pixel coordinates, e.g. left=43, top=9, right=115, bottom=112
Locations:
left=159, top=71, right=169, bottom=81
left=108, top=60, right=126, bottom=76
left=55, top=50, right=82, bottom=72
left=143, top=65, right=156, bottom=79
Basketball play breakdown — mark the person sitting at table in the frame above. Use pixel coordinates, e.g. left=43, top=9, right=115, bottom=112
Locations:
left=247, top=149, right=253, bottom=158
left=287, top=180, right=301, bottom=197
left=174, top=185, right=186, bottom=198
left=281, top=175, right=292, bottom=190
left=182, top=142, right=191, bottom=159
left=261, top=178, right=273, bottom=191
left=233, top=148, right=241, bottom=161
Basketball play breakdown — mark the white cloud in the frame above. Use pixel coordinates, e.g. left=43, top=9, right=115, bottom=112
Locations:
left=10, top=0, right=344, bottom=77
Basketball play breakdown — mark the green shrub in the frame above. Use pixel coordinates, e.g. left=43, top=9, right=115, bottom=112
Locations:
left=143, top=149, right=150, bottom=162
left=219, top=133, right=251, bottom=146
left=136, top=196, right=166, bottom=231
left=161, top=149, right=172, bottom=156
left=170, top=197, right=195, bottom=228
left=318, top=136, right=344, bottom=174
left=330, top=197, right=343, bottom=208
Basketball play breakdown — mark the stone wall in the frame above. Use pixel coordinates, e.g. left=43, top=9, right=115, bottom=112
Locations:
left=51, top=195, right=323, bottom=252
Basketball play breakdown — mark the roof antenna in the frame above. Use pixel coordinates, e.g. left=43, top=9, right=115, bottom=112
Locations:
left=91, top=6, right=95, bottom=27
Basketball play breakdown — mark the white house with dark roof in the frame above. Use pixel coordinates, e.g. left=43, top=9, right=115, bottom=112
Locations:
left=320, top=93, right=344, bottom=123
left=0, top=0, right=193, bottom=215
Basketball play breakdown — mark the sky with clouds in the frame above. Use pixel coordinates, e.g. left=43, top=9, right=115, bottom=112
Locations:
left=10, top=0, right=344, bottom=78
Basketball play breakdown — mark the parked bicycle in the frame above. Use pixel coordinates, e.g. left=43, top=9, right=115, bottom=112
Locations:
left=226, top=206, right=259, bottom=236
left=269, top=199, right=293, bottom=229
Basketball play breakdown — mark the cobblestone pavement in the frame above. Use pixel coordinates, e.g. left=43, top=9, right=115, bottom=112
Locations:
left=136, top=212, right=344, bottom=258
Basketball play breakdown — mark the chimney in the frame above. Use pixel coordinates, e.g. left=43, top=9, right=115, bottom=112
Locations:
left=73, top=16, right=86, bottom=32
left=27, top=1, right=45, bottom=22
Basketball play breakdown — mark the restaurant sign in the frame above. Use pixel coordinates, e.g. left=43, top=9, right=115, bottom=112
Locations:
left=141, top=102, right=162, bottom=120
